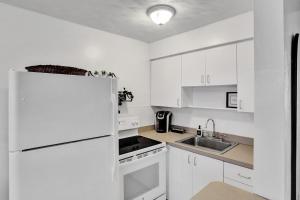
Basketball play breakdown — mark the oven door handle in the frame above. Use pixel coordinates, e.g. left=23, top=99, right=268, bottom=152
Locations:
left=119, top=148, right=167, bottom=167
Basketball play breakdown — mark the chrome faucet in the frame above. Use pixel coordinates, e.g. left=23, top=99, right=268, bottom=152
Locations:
left=205, top=118, right=216, bottom=137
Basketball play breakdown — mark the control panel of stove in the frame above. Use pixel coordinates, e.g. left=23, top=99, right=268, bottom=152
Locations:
left=118, top=115, right=139, bottom=131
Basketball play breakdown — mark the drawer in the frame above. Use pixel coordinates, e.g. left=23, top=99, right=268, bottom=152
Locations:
left=224, top=178, right=253, bottom=193
left=224, top=163, right=253, bottom=186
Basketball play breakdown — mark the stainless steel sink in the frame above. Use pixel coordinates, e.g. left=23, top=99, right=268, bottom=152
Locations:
left=179, top=136, right=238, bottom=154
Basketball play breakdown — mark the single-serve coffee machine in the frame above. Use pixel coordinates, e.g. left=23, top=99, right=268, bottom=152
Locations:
left=155, top=111, right=172, bottom=133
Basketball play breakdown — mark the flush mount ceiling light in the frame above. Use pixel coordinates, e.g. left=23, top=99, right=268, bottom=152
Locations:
left=147, top=4, right=176, bottom=25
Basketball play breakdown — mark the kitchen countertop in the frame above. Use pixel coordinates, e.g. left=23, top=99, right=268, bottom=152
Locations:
left=139, top=130, right=253, bottom=169
left=191, top=182, right=265, bottom=200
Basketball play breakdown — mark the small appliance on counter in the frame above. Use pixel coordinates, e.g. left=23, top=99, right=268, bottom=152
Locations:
left=170, top=126, right=185, bottom=134
left=155, top=111, right=172, bottom=133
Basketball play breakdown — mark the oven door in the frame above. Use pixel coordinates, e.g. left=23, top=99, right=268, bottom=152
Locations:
left=119, top=148, right=166, bottom=200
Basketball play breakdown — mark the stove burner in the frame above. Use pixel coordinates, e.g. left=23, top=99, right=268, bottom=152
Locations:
left=119, top=136, right=161, bottom=155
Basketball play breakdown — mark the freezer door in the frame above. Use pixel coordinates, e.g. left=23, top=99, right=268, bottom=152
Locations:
left=9, top=136, right=118, bottom=200
left=9, top=71, right=116, bottom=151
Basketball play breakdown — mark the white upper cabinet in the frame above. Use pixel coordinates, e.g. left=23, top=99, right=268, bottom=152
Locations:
left=150, top=42, right=254, bottom=110
left=205, top=44, right=237, bottom=86
left=182, top=51, right=206, bottom=87
left=237, top=40, right=254, bottom=112
left=150, top=56, right=182, bottom=107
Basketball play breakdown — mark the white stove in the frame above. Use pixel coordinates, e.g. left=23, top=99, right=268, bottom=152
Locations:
left=118, top=115, right=167, bottom=200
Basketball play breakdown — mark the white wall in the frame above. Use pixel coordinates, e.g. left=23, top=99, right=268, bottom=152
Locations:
left=254, top=1, right=300, bottom=199
left=149, top=12, right=254, bottom=59
left=150, top=12, right=255, bottom=139
left=0, top=3, right=153, bottom=199
left=284, top=1, right=300, bottom=198
left=253, top=0, right=288, bottom=199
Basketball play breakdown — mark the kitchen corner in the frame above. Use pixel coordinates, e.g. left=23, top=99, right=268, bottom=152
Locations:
left=139, top=128, right=254, bottom=169
left=139, top=126, right=256, bottom=199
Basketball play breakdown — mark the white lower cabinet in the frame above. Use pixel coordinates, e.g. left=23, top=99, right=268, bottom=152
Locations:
left=192, top=153, right=223, bottom=196
left=224, top=162, right=253, bottom=192
left=168, top=146, right=223, bottom=200
left=168, top=146, right=193, bottom=200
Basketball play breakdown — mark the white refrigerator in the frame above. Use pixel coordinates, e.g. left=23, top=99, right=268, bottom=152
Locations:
left=8, top=71, right=118, bottom=200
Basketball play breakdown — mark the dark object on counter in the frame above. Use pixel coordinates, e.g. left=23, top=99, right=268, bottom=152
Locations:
left=171, top=127, right=185, bottom=134
left=155, top=111, right=172, bottom=133
left=25, top=65, right=91, bottom=76
left=118, top=88, right=134, bottom=106
left=197, top=125, right=203, bottom=137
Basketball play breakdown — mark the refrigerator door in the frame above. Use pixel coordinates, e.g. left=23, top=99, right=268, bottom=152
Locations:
left=9, top=71, right=115, bottom=151
left=9, top=136, right=118, bottom=200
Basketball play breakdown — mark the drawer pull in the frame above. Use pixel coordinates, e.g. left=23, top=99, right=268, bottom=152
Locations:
left=238, top=173, right=251, bottom=180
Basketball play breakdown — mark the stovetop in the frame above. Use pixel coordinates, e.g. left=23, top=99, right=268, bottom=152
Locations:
left=119, top=136, right=162, bottom=155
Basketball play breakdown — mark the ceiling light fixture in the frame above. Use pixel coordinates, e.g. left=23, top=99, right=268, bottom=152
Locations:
left=147, top=4, right=176, bottom=25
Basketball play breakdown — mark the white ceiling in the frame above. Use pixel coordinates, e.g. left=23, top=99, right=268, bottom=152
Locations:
left=0, top=0, right=253, bottom=42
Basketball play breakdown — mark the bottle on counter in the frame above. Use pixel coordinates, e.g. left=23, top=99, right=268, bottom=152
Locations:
left=196, top=125, right=203, bottom=137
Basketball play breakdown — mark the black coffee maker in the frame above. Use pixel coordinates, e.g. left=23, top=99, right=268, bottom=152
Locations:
left=155, top=111, right=172, bottom=133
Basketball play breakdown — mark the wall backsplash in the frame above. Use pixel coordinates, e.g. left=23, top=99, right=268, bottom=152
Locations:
left=153, top=107, right=255, bottom=138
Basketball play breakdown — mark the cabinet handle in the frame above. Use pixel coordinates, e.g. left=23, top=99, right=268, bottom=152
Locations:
left=207, top=75, right=210, bottom=84
left=238, top=173, right=251, bottom=180
left=188, top=155, right=191, bottom=164
left=201, top=75, right=204, bottom=84
left=194, top=157, right=197, bottom=166
left=177, top=98, right=180, bottom=107
left=239, top=100, right=242, bottom=110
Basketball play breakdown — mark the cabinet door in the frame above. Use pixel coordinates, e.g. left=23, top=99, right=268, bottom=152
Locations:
left=150, top=56, right=182, bottom=107
left=206, top=44, right=237, bottom=86
left=182, top=51, right=206, bottom=86
left=237, top=40, right=254, bottom=112
left=192, top=154, right=223, bottom=196
left=168, top=146, right=193, bottom=200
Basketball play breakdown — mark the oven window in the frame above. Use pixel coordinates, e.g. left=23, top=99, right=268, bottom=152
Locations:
left=124, top=163, right=159, bottom=200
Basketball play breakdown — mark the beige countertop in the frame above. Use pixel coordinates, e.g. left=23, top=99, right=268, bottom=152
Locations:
left=192, top=182, right=265, bottom=200
left=139, top=130, right=253, bottom=169
left=139, top=130, right=195, bottom=143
